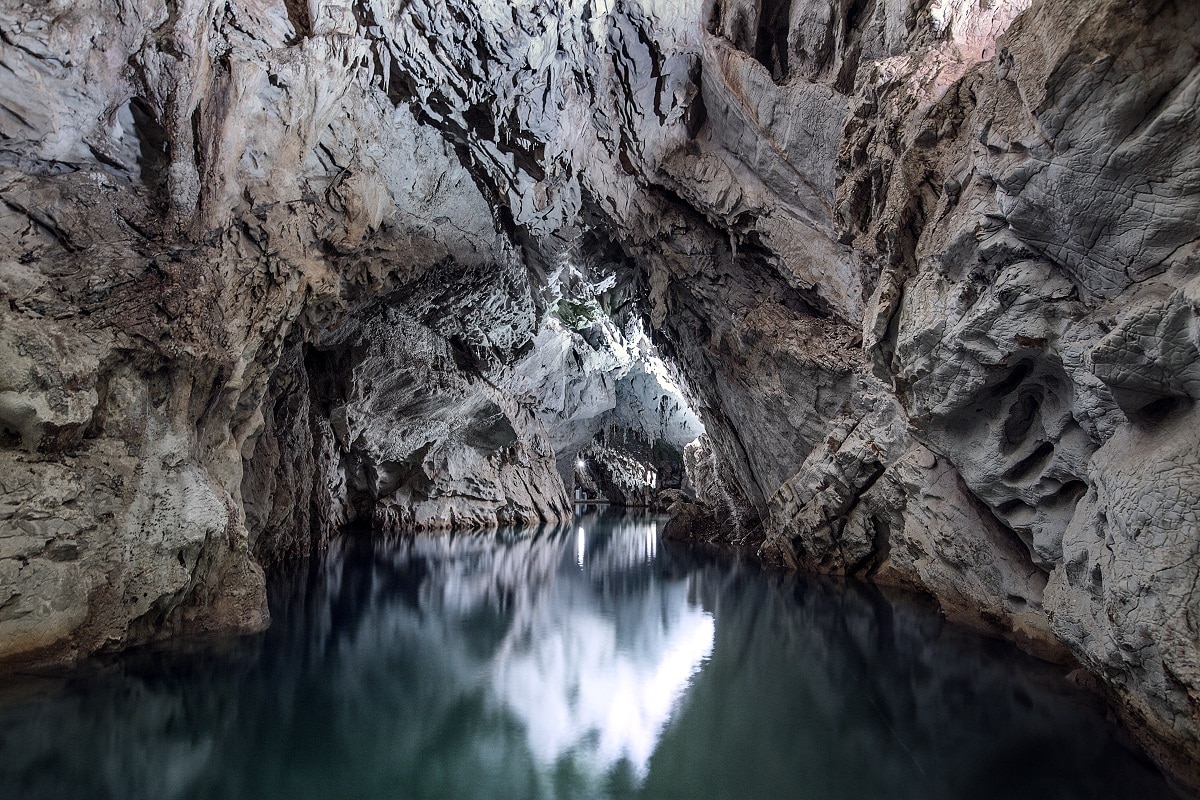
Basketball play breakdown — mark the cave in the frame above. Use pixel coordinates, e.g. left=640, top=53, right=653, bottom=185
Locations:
left=1, top=0, right=1199, bottom=796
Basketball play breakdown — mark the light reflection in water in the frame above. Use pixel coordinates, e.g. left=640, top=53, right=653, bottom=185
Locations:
left=415, top=513, right=713, bottom=781
left=492, top=588, right=712, bottom=777
left=0, top=510, right=1180, bottom=800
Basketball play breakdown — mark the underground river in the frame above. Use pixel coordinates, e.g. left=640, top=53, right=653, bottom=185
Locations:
left=0, top=510, right=1177, bottom=799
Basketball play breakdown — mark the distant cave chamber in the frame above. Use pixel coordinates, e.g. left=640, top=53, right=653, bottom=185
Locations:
left=241, top=272, right=706, bottom=559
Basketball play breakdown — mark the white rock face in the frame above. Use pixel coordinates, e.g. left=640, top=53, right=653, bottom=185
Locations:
left=509, top=312, right=702, bottom=492
left=0, top=0, right=1198, bottom=786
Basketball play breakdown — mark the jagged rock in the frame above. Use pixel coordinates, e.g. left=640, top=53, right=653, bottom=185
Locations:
left=841, top=0, right=1200, bottom=776
left=0, top=0, right=564, bottom=661
left=1, top=0, right=1199, bottom=787
left=760, top=379, right=1063, bottom=660
left=508, top=313, right=703, bottom=490
left=575, top=439, right=655, bottom=507
left=660, top=490, right=733, bottom=546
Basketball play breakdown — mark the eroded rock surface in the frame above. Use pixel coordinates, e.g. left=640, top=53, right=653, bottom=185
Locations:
left=1, top=0, right=1199, bottom=787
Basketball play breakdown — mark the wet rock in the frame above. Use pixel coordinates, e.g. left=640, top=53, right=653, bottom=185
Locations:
left=1, top=0, right=1199, bottom=787
left=660, top=490, right=732, bottom=546
left=842, top=0, right=1200, bottom=776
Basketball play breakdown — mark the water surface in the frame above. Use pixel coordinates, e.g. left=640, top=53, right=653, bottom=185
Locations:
left=0, top=510, right=1176, bottom=799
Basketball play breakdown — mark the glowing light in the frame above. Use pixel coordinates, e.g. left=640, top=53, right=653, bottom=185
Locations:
left=492, top=592, right=715, bottom=781
left=576, top=526, right=586, bottom=568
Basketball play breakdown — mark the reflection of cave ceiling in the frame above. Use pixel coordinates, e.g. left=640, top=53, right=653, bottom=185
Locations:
left=1, top=0, right=1199, bottom=787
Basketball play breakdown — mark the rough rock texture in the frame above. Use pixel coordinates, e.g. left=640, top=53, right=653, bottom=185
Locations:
left=833, top=0, right=1200, bottom=783
left=0, top=0, right=574, bottom=662
left=508, top=307, right=702, bottom=491
left=574, top=430, right=671, bottom=507
left=2, top=0, right=1200, bottom=788
left=503, top=256, right=703, bottom=505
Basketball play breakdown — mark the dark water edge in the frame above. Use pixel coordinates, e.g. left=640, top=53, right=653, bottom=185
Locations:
left=0, top=509, right=1180, bottom=800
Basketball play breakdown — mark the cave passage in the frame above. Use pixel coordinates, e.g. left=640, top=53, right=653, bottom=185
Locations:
left=0, top=510, right=1173, bottom=800
left=240, top=252, right=709, bottom=547
left=1, top=0, right=1198, bottom=790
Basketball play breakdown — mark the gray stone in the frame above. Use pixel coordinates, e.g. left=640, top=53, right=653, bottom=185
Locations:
left=1, top=0, right=1199, bottom=788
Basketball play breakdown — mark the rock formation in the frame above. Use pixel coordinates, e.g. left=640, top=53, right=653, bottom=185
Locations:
left=506, top=266, right=703, bottom=497
left=1, top=0, right=1198, bottom=788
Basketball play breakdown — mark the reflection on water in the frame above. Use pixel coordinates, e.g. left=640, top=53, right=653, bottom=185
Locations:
left=0, top=510, right=1178, bottom=800
left=390, top=516, right=713, bottom=783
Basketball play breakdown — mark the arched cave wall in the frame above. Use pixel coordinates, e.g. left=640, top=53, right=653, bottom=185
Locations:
left=0, top=0, right=1198, bottom=786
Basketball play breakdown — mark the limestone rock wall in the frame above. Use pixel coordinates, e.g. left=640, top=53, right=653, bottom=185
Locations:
left=834, top=0, right=1200, bottom=782
left=0, top=0, right=571, bottom=663
left=1, top=0, right=1199, bottom=787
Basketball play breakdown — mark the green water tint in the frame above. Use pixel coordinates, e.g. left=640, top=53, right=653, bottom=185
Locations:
left=0, top=510, right=1177, bottom=799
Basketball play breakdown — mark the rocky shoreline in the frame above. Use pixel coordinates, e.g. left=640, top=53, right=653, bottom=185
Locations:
left=1, top=0, right=1197, bottom=789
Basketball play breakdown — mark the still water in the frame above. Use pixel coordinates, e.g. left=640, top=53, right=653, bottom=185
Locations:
left=0, top=511, right=1177, bottom=800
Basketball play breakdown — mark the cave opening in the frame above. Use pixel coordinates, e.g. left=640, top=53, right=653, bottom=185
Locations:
left=241, top=242, right=708, bottom=564
left=0, top=0, right=1197, bottom=795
